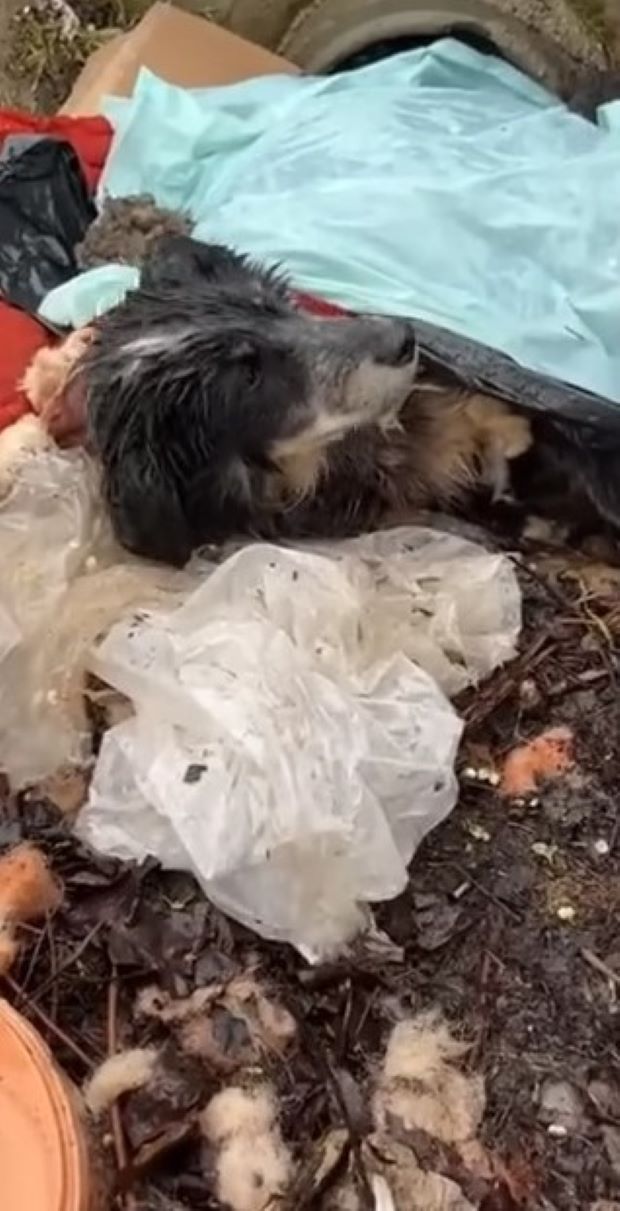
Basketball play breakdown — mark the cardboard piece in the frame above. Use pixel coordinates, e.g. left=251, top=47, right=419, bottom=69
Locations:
left=62, top=2, right=297, bottom=117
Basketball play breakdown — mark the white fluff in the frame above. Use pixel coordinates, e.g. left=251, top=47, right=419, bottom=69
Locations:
left=200, top=1085, right=293, bottom=1211
left=83, top=1047, right=158, bottom=1116
left=373, top=1013, right=484, bottom=1145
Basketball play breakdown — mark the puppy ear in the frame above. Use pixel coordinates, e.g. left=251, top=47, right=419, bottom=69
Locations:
left=105, top=447, right=192, bottom=567
left=141, top=236, right=251, bottom=291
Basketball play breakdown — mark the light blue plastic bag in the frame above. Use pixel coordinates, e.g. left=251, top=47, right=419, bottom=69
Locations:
left=42, top=39, right=620, bottom=402
left=39, top=264, right=139, bottom=328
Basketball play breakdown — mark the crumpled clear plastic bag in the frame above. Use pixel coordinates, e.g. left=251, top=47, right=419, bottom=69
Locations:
left=0, top=449, right=200, bottom=787
left=308, top=527, right=521, bottom=696
left=78, top=531, right=521, bottom=959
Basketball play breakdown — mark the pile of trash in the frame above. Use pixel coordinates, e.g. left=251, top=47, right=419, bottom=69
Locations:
left=4, top=0, right=620, bottom=963
left=1, top=11, right=619, bottom=1211
left=0, top=4, right=566, bottom=961
left=6, top=0, right=620, bottom=969
left=0, top=446, right=520, bottom=957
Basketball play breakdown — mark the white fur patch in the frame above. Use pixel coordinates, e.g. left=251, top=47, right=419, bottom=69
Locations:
left=121, top=327, right=195, bottom=361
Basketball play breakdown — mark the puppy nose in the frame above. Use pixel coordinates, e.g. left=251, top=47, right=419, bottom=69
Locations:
left=392, top=324, right=418, bottom=366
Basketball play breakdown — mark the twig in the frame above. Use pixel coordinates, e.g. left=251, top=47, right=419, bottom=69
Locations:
left=469, top=950, right=492, bottom=1070
left=28, top=920, right=103, bottom=1004
left=469, top=917, right=503, bottom=1070
left=516, top=556, right=619, bottom=674
left=298, top=963, right=351, bottom=990
left=17, top=922, right=47, bottom=994
left=335, top=981, right=353, bottom=1064
left=1, top=971, right=98, bottom=1068
left=546, top=668, right=610, bottom=702
left=47, top=913, right=59, bottom=1024
left=581, top=947, right=620, bottom=989
left=461, top=630, right=553, bottom=728
left=449, top=862, right=523, bottom=923
left=107, top=969, right=137, bottom=1211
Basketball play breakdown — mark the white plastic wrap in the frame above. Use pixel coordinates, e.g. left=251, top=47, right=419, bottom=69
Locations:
left=0, top=450, right=106, bottom=783
left=78, top=531, right=521, bottom=959
left=0, top=450, right=200, bottom=787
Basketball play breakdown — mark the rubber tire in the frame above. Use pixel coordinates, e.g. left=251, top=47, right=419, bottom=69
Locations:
left=274, top=0, right=599, bottom=97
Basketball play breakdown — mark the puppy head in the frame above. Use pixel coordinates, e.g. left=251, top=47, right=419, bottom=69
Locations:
left=85, top=246, right=419, bottom=564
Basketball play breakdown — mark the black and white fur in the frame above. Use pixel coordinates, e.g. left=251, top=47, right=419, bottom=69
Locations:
left=83, top=238, right=420, bottom=565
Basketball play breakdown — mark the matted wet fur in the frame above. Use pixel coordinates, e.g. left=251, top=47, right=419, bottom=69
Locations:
left=82, top=236, right=530, bottom=564
left=76, top=194, right=194, bottom=270
left=279, top=385, right=531, bottom=539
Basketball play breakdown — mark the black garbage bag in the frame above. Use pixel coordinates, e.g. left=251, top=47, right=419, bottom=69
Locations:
left=412, top=318, right=620, bottom=529
left=0, top=135, right=95, bottom=315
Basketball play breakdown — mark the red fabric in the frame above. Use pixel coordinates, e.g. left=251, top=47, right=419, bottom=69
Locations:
left=0, top=303, right=55, bottom=432
left=294, top=290, right=349, bottom=319
left=0, top=111, right=113, bottom=433
left=0, top=110, right=112, bottom=192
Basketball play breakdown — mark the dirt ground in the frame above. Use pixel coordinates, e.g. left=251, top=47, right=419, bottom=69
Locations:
left=1, top=537, right=619, bottom=1211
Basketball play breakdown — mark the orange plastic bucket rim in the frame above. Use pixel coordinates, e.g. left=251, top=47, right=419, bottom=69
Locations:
left=0, top=997, right=92, bottom=1211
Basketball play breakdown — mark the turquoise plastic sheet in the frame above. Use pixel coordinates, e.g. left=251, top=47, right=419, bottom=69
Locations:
left=41, top=39, right=620, bottom=402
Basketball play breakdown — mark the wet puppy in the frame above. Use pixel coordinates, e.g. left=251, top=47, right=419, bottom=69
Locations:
left=83, top=245, right=420, bottom=563
left=279, top=384, right=530, bottom=539
left=83, top=238, right=530, bottom=563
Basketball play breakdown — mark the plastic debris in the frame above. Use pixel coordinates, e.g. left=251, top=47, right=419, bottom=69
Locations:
left=77, top=529, right=520, bottom=959
left=0, top=998, right=99, bottom=1211
left=0, top=449, right=199, bottom=787
left=0, top=414, right=53, bottom=497
left=0, top=136, right=95, bottom=314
